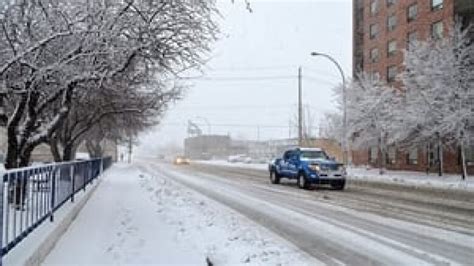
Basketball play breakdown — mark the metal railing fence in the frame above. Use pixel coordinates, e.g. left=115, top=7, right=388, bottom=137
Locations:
left=0, top=157, right=113, bottom=262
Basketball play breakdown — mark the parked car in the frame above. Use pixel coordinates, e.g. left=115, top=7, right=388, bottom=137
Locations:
left=268, top=147, right=346, bottom=190
left=174, top=155, right=190, bottom=165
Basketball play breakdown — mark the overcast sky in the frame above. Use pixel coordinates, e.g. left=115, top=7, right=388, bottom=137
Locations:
left=136, top=0, right=352, bottom=155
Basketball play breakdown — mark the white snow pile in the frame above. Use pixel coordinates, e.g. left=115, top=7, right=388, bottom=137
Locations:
left=195, top=159, right=268, bottom=171
left=140, top=165, right=313, bottom=265
left=348, top=166, right=474, bottom=191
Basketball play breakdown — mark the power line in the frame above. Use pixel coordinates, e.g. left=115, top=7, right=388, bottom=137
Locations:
left=178, top=74, right=340, bottom=87
left=161, top=122, right=321, bottom=130
left=174, top=102, right=335, bottom=112
left=181, top=75, right=297, bottom=81
left=203, top=65, right=298, bottom=72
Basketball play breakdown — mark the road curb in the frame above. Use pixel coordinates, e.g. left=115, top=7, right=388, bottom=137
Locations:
left=23, top=179, right=102, bottom=266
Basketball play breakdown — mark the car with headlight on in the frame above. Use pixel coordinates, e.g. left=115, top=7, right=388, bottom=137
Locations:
left=174, top=155, right=190, bottom=165
left=269, top=147, right=346, bottom=190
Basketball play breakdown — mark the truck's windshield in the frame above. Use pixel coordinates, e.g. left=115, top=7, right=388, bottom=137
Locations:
left=300, top=150, right=328, bottom=160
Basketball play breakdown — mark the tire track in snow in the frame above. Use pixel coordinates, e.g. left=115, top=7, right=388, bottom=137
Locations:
left=149, top=162, right=474, bottom=265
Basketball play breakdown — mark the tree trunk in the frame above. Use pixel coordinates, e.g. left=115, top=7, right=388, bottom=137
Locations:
left=85, top=139, right=103, bottom=158
left=5, top=135, right=18, bottom=169
left=425, top=144, right=430, bottom=175
left=437, top=134, right=443, bottom=177
left=19, top=144, right=35, bottom=167
left=378, top=131, right=386, bottom=175
left=49, top=136, right=62, bottom=162
left=5, top=90, right=28, bottom=169
left=13, top=144, right=35, bottom=206
left=62, top=143, right=76, bottom=161
left=460, top=139, right=468, bottom=180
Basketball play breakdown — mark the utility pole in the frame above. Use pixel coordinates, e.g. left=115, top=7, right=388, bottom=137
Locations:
left=298, top=66, right=303, bottom=147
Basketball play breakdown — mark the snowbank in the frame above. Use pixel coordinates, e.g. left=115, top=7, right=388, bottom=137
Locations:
left=195, top=159, right=268, bottom=171
left=348, top=166, right=474, bottom=191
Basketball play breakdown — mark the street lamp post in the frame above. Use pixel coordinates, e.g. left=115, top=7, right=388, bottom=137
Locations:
left=310, top=52, right=348, bottom=165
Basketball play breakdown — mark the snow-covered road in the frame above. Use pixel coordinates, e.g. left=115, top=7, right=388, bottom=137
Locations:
left=140, top=161, right=474, bottom=266
left=43, top=163, right=316, bottom=265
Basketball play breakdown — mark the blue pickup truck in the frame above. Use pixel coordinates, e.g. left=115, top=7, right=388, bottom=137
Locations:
left=268, top=147, right=346, bottom=190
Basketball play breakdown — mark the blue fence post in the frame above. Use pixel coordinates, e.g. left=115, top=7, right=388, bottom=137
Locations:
left=100, top=158, right=103, bottom=177
left=83, top=162, right=87, bottom=191
left=50, top=167, right=56, bottom=222
left=0, top=174, right=5, bottom=266
left=70, top=164, right=75, bottom=203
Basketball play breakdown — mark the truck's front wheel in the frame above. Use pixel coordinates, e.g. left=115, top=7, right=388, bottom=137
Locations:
left=270, top=170, right=281, bottom=184
left=297, top=172, right=309, bottom=189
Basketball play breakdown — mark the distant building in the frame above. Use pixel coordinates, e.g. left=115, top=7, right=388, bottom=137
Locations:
left=352, top=0, right=474, bottom=174
left=184, top=135, right=233, bottom=159
left=184, top=135, right=343, bottom=162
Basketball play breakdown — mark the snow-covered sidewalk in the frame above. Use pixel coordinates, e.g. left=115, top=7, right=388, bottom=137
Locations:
left=43, top=163, right=314, bottom=265
left=348, top=167, right=474, bottom=191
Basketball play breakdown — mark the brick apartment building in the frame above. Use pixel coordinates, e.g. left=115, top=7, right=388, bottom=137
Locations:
left=352, top=0, right=474, bottom=174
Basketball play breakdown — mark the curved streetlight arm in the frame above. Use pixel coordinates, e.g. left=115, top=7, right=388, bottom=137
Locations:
left=310, top=52, right=346, bottom=86
left=310, top=52, right=348, bottom=165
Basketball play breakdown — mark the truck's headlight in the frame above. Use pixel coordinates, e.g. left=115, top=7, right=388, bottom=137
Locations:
left=310, top=165, right=320, bottom=172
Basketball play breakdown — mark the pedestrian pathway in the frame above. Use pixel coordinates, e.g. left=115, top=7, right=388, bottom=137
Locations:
left=43, top=164, right=203, bottom=265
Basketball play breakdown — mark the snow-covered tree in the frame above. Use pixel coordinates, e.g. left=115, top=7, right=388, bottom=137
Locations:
left=344, top=73, right=401, bottom=174
left=319, top=111, right=342, bottom=143
left=398, top=24, right=473, bottom=178
left=0, top=0, right=219, bottom=168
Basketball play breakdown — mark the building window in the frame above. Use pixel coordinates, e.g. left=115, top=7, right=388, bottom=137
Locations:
left=432, top=0, right=443, bottom=10
left=387, top=40, right=397, bottom=57
left=407, top=31, right=417, bottom=49
left=407, top=148, right=418, bottom=165
left=387, top=147, right=396, bottom=165
left=432, top=21, right=444, bottom=40
left=370, top=71, right=380, bottom=80
left=370, top=23, right=379, bottom=39
left=465, top=145, right=474, bottom=164
left=387, top=65, right=397, bottom=82
left=387, top=15, right=397, bottom=31
left=407, top=4, right=417, bottom=22
left=370, top=47, right=379, bottom=62
left=386, top=0, right=396, bottom=6
left=370, top=0, right=379, bottom=16
left=369, top=147, right=378, bottom=164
